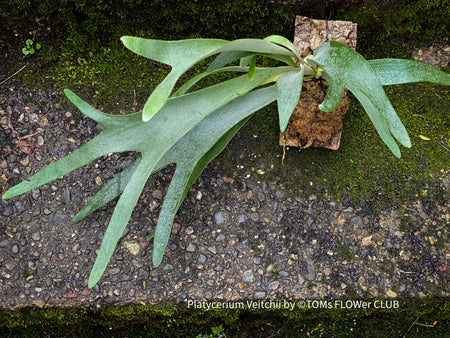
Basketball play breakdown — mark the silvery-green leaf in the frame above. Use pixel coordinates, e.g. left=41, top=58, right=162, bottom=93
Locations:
left=369, top=59, right=450, bottom=86
left=121, top=37, right=229, bottom=121
left=74, top=85, right=276, bottom=256
left=2, top=67, right=285, bottom=287
left=152, top=86, right=277, bottom=267
left=89, top=155, right=153, bottom=287
left=264, top=34, right=303, bottom=64
left=172, top=66, right=248, bottom=97
left=309, top=41, right=411, bottom=157
left=276, top=68, right=304, bottom=132
left=207, top=51, right=253, bottom=71
left=121, top=36, right=297, bottom=121
left=71, top=158, right=141, bottom=223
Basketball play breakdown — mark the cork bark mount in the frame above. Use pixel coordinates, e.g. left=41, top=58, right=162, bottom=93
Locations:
left=280, top=16, right=357, bottom=150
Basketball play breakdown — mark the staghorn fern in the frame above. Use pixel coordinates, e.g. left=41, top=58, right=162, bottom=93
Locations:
left=3, top=35, right=450, bottom=287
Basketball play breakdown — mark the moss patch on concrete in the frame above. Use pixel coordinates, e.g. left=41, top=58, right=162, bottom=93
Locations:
left=223, top=76, right=449, bottom=214
left=0, top=299, right=449, bottom=336
left=339, top=0, right=449, bottom=57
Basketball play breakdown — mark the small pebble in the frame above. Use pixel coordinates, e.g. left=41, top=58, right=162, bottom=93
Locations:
left=214, top=211, right=230, bottom=225
left=253, top=257, right=261, bottom=265
left=171, top=222, right=181, bottom=234
left=186, top=243, right=196, bottom=252
left=237, top=214, right=246, bottom=223
left=216, top=233, right=226, bottom=242
left=31, top=232, right=41, bottom=241
left=299, top=258, right=315, bottom=281
left=250, top=212, right=259, bottom=221
left=231, top=250, right=239, bottom=261
left=33, top=299, right=45, bottom=308
left=66, top=292, right=78, bottom=299
left=132, top=259, right=144, bottom=269
left=254, top=291, right=266, bottom=299
left=20, top=156, right=30, bottom=166
left=31, top=189, right=41, bottom=200
left=163, top=264, right=173, bottom=271
left=152, top=189, right=162, bottom=199
left=120, top=227, right=130, bottom=239
left=279, top=271, right=289, bottom=278
left=261, top=181, right=270, bottom=194
left=0, top=240, right=10, bottom=248
left=197, top=254, right=207, bottom=264
left=53, top=211, right=66, bottom=224
left=266, top=264, right=276, bottom=273
left=71, top=243, right=81, bottom=253
left=386, top=289, right=397, bottom=298
left=243, top=270, right=254, bottom=283
left=362, top=235, right=372, bottom=246
left=349, top=216, right=363, bottom=226
left=268, top=281, right=279, bottom=291
left=123, top=241, right=140, bottom=256
left=63, top=189, right=71, bottom=203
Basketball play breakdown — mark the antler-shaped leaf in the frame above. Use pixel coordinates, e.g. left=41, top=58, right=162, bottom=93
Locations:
left=151, top=86, right=277, bottom=267
left=308, top=41, right=412, bottom=158
left=2, top=68, right=284, bottom=287
left=121, top=36, right=298, bottom=121
left=72, top=86, right=277, bottom=270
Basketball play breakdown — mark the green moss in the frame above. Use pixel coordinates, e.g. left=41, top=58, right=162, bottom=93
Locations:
left=336, top=243, right=355, bottom=260
left=224, top=76, right=449, bottom=215
left=338, top=0, right=449, bottom=58
left=1, top=299, right=448, bottom=336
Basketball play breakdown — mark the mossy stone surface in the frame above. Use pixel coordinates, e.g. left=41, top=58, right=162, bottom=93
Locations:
left=1, top=299, right=449, bottom=336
